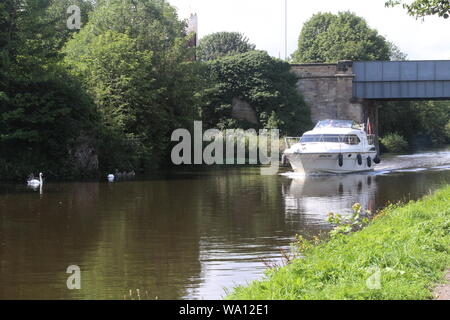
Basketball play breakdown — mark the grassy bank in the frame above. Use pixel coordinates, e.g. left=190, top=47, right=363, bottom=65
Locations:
left=227, top=185, right=450, bottom=300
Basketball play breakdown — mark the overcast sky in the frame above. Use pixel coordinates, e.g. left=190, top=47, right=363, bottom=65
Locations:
left=167, top=0, right=450, bottom=61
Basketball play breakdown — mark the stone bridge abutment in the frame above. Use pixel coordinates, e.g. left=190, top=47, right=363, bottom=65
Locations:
left=291, top=61, right=375, bottom=126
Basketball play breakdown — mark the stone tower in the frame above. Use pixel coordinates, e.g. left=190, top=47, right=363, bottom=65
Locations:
left=187, top=13, right=198, bottom=47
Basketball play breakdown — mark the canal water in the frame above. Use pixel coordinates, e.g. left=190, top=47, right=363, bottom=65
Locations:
left=0, top=147, right=449, bottom=300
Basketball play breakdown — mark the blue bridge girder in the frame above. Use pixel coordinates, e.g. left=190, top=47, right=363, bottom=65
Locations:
left=353, top=60, right=450, bottom=100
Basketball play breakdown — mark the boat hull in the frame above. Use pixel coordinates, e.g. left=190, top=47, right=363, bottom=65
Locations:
left=285, top=152, right=377, bottom=174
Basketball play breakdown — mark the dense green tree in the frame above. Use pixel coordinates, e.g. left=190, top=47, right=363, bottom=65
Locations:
left=445, top=120, right=450, bottom=140
left=385, top=0, right=450, bottom=19
left=0, top=0, right=100, bottom=179
left=414, top=101, right=450, bottom=145
left=0, top=70, right=99, bottom=179
left=197, top=32, right=256, bottom=61
left=63, top=0, right=202, bottom=171
left=379, top=102, right=420, bottom=145
left=0, top=1, right=10, bottom=102
left=65, top=31, right=155, bottom=133
left=0, top=0, right=93, bottom=75
left=379, top=101, right=450, bottom=148
left=292, top=12, right=392, bottom=63
left=46, top=0, right=95, bottom=51
left=201, top=51, right=311, bottom=135
left=388, top=42, right=408, bottom=61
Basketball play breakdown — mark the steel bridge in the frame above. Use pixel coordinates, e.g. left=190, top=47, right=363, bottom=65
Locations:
left=353, top=60, right=450, bottom=100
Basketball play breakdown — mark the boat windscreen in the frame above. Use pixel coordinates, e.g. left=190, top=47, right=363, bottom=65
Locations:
left=314, top=120, right=356, bottom=129
left=301, top=134, right=361, bottom=145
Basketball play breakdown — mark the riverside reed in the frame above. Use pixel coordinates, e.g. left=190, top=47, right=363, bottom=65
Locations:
left=227, top=185, right=450, bottom=300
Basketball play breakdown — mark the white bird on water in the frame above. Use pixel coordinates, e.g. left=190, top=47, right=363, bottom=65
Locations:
left=107, top=174, right=115, bottom=182
left=27, top=172, right=43, bottom=187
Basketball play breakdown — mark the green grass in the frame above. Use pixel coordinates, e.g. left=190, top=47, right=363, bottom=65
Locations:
left=227, top=186, right=450, bottom=300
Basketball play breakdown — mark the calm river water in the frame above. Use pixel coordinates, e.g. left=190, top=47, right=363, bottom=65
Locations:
left=0, top=147, right=450, bottom=300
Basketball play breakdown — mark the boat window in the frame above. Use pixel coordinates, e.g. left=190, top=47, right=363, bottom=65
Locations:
left=301, top=134, right=361, bottom=145
left=343, top=135, right=361, bottom=145
left=323, top=135, right=341, bottom=143
left=314, top=120, right=361, bottom=129
left=301, top=135, right=323, bottom=143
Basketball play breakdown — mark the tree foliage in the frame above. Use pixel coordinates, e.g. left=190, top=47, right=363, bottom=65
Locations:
left=197, top=32, right=256, bottom=61
left=292, top=12, right=393, bottom=63
left=0, top=0, right=99, bottom=180
left=446, top=120, right=450, bottom=140
left=1, top=0, right=203, bottom=178
left=380, top=133, right=409, bottom=153
left=0, top=71, right=99, bottom=179
left=379, top=101, right=450, bottom=148
left=385, top=0, right=450, bottom=19
left=200, top=51, right=312, bottom=136
left=63, top=0, right=202, bottom=171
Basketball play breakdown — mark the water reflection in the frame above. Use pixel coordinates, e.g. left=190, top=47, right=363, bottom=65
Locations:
left=282, top=174, right=377, bottom=226
left=0, top=148, right=449, bottom=300
left=0, top=181, right=203, bottom=300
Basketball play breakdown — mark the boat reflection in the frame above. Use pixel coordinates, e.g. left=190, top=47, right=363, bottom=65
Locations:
left=282, top=173, right=377, bottom=227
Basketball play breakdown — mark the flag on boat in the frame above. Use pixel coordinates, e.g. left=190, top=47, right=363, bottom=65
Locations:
left=367, top=118, right=373, bottom=135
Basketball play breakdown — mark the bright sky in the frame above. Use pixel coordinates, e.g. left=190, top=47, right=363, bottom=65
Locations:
left=167, top=0, right=450, bottom=61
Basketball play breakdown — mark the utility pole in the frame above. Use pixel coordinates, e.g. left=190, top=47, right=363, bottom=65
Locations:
left=285, top=0, right=288, bottom=60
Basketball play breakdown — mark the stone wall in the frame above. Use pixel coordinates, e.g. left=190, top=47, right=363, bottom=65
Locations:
left=231, top=97, right=258, bottom=124
left=291, top=61, right=366, bottom=125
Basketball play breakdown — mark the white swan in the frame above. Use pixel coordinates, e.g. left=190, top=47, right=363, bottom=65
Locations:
left=107, top=174, right=115, bottom=182
left=27, top=172, right=43, bottom=187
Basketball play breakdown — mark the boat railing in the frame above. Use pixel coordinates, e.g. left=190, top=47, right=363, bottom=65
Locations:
left=367, top=134, right=376, bottom=146
left=284, top=137, right=302, bottom=149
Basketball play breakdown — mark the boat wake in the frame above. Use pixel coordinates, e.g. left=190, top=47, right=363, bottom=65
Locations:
left=374, top=149, right=450, bottom=175
left=281, top=148, right=450, bottom=178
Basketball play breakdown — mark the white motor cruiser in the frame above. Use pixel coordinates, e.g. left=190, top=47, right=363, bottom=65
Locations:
left=283, top=120, right=380, bottom=174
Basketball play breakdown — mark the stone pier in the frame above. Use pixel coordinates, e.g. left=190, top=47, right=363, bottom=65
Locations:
left=291, top=61, right=376, bottom=125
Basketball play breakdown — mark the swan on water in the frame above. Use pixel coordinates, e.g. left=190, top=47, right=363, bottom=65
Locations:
left=107, top=174, right=115, bottom=182
left=27, top=172, right=43, bottom=186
